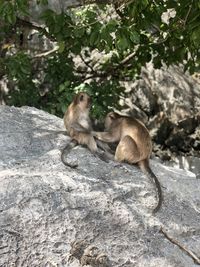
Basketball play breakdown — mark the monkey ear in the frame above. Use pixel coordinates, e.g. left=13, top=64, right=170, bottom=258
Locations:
left=108, top=112, right=121, bottom=120
left=108, top=112, right=117, bottom=120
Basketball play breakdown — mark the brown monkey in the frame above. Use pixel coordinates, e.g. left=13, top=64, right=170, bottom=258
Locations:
left=61, top=92, right=112, bottom=167
left=92, top=112, right=162, bottom=213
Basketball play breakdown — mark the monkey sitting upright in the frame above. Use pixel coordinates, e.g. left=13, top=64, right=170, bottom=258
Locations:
left=61, top=92, right=113, bottom=168
left=92, top=112, right=163, bottom=213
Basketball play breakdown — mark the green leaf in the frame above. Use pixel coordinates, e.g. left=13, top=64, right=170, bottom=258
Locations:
left=90, top=29, right=99, bottom=46
left=141, top=0, right=149, bottom=9
left=117, top=36, right=129, bottom=51
left=58, top=41, right=65, bottom=53
left=130, top=30, right=140, bottom=44
left=6, top=5, right=16, bottom=24
left=20, top=66, right=30, bottom=75
left=191, top=27, right=200, bottom=47
left=37, top=0, right=48, bottom=5
left=106, top=19, right=118, bottom=32
left=17, top=0, right=29, bottom=16
left=61, top=102, right=67, bottom=113
left=40, top=9, right=55, bottom=23
left=101, top=27, right=113, bottom=48
left=74, top=27, right=85, bottom=38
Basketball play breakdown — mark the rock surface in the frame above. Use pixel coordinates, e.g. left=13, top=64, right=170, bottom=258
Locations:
left=122, top=64, right=200, bottom=162
left=0, top=106, right=200, bottom=267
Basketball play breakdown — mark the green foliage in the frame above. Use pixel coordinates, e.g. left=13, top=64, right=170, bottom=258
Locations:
left=0, top=0, right=28, bottom=24
left=1, top=0, right=200, bottom=118
left=6, top=52, right=31, bottom=80
left=5, top=53, right=40, bottom=106
left=73, top=81, right=123, bottom=119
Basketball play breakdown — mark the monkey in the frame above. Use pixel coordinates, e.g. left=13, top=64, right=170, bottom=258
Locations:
left=92, top=111, right=163, bottom=213
left=61, top=92, right=113, bottom=168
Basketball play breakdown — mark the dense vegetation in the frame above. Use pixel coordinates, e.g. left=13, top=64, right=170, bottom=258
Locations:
left=0, top=0, right=199, bottom=118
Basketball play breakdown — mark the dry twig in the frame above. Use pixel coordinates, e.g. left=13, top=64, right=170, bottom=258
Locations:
left=160, top=227, right=200, bottom=265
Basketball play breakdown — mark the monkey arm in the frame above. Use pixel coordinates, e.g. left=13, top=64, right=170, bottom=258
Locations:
left=70, top=123, right=91, bottom=134
left=92, top=131, right=119, bottom=143
left=96, top=140, right=114, bottom=154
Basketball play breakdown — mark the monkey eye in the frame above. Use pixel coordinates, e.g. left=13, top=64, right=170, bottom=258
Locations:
left=79, top=94, right=84, bottom=101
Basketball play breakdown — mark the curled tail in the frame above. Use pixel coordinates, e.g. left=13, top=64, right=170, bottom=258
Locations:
left=139, top=159, right=163, bottom=213
left=61, top=140, right=78, bottom=168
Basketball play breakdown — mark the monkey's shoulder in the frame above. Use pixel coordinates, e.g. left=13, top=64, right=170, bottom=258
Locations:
left=122, top=117, right=150, bottom=139
left=123, top=116, right=146, bottom=128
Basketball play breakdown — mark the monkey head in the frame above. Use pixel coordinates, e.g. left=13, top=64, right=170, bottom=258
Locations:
left=73, top=92, right=92, bottom=110
left=104, top=112, right=121, bottom=131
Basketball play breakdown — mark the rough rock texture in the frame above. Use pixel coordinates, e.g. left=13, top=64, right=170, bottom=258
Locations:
left=0, top=106, right=200, bottom=267
left=122, top=64, right=200, bottom=162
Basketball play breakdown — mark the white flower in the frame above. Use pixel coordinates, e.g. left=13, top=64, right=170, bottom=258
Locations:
left=161, top=8, right=176, bottom=25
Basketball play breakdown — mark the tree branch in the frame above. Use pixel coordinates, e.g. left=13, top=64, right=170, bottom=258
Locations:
left=79, top=54, right=96, bottom=73
left=160, top=227, right=200, bottom=265
left=113, top=3, right=124, bottom=19
left=33, top=46, right=59, bottom=58
left=184, top=0, right=193, bottom=27
left=70, top=0, right=130, bottom=8
left=118, top=51, right=136, bottom=66
left=16, top=17, right=56, bottom=42
left=75, top=50, right=137, bottom=82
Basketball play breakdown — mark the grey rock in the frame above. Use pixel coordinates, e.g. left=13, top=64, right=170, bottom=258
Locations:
left=121, top=64, right=200, bottom=162
left=0, top=106, right=200, bottom=267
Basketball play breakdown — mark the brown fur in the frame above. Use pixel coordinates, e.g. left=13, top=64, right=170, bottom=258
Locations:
left=92, top=112, right=162, bottom=213
left=62, top=92, right=112, bottom=167
left=64, top=92, right=97, bottom=152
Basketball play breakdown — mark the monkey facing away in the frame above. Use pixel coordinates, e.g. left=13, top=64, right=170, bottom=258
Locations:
left=92, top=112, right=163, bottom=213
left=61, top=92, right=113, bottom=167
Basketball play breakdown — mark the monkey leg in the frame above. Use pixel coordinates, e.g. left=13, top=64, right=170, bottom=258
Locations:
left=96, top=140, right=113, bottom=153
left=87, top=136, right=98, bottom=153
left=96, top=140, right=114, bottom=160
left=61, top=140, right=78, bottom=168
left=115, top=135, right=140, bottom=164
left=95, top=150, right=111, bottom=163
left=87, top=136, right=111, bottom=163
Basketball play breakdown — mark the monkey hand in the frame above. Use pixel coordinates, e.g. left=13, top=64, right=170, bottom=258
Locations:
left=91, top=131, right=102, bottom=141
left=91, top=131, right=98, bottom=137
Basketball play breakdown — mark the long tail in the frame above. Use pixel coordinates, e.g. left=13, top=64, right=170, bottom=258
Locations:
left=61, top=140, right=78, bottom=168
left=139, top=159, right=163, bottom=213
